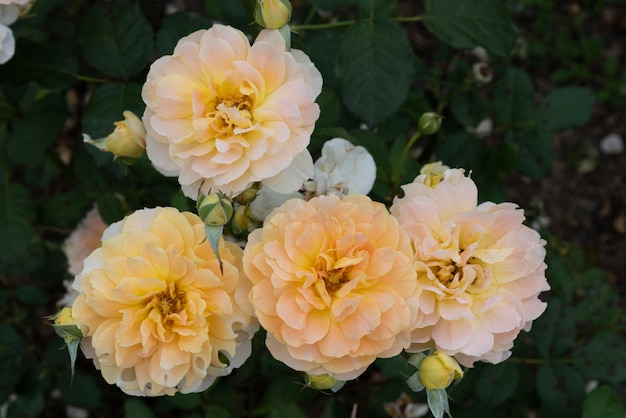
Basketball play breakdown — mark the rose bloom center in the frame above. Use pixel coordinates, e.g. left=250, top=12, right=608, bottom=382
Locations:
left=196, top=73, right=257, bottom=140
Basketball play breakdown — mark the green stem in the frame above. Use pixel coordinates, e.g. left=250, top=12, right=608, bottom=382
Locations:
left=508, top=357, right=574, bottom=365
left=291, top=14, right=423, bottom=31
left=76, top=74, right=109, bottom=84
left=291, top=20, right=355, bottom=31
left=393, top=15, right=424, bottom=23
left=392, top=130, right=421, bottom=195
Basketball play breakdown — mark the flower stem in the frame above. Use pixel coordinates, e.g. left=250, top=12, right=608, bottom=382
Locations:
left=508, top=357, right=574, bottom=365
left=291, top=14, right=423, bottom=31
left=392, top=130, right=421, bottom=196
left=76, top=74, right=109, bottom=84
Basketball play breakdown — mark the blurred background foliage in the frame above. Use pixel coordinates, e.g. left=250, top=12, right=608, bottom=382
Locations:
left=0, top=0, right=624, bottom=417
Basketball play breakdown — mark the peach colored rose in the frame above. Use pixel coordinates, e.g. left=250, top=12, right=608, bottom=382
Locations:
left=64, top=206, right=108, bottom=276
left=244, top=194, right=419, bottom=381
left=72, top=207, right=258, bottom=396
left=390, top=167, right=550, bottom=366
left=142, top=24, right=322, bottom=199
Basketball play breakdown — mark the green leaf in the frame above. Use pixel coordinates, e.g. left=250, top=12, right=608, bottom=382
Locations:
left=450, top=90, right=489, bottom=128
left=0, top=325, right=24, bottom=404
left=0, top=184, right=36, bottom=262
left=531, top=298, right=575, bottom=358
left=169, top=393, right=201, bottom=410
left=475, top=362, right=519, bottom=405
left=15, top=286, right=48, bottom=305
left=204, top=405, right=232, bottom=418
left=574, top=281, right=619, bottom=326
left=536, top=87, right=595, bottom=131
left=124, top=399, right=156, bottom=418
left=6, top=391, right=43, bottom=418
left=573, top=331, right=626, bottom=386
left=41, top=191, right=89, bottom=229
left=355, top=0, right=397, bottom=18
left=96, top=191, right=126, bottom=224
left=582, top=386, right=625, bottom=418
left=302, top=0, right=345, bottom=11
left=82, top=82, right=144, bottom=138
left=297, top=28, right=343, bottom=87
left=58, top=369, right=102, bottom=409
left=316, top=87, right=342, bottom=128
left=506, top=127, right=554, bottom=179
left=0, top=90, right=13, bottom=120
left=426, top=388, right=449, bottom=418
left=492, top=67, right=534, bottom=126
left=156, top=12, right=211, bottom=56
left=0, top=41, right=77, bottom=88
left=77, top=2, right=153, bottom=79
left=436, top=131, right=487, bottom=172
left=338, top=20, right=414, bottom=126
left=423, top=0, right=518, bottom=57
left=536, top=364, right=584, bottom=418
left=270, top=402, right=306, bottom=418
left=6, top=93, right=67, bottom=164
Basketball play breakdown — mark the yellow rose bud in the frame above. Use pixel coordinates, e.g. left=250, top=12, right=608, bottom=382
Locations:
left=234, top=183, right=260, bottom=205
left=420, top=161, right=450, bottom=188
left=106, top=111, right=147, bottom=160
left=418, top=352, right=463, bottom=390
left=197, top=193, right=234, bottom=227
left=232, top=205, right=256, bottom=235
left=54, top=307, right=75, bottom=327
left=305, top=373, right=339, bottom=390
left=417, top=112, right=443, bottom=135
left=254, top=0, right=292, bottom=29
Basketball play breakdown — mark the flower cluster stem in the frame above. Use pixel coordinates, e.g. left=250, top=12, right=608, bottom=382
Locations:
left=291, top=15, right=423, bottom=31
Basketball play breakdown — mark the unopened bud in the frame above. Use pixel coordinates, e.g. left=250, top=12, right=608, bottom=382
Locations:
left=232, top=205, right=256, bottom=235
left=254, top=0, right=292, bottom=29
left=83, top=111, right=146, bottom=162
left=54, top=307, right=76, bottom=327
left=418, top=352, right=463, bottom=390
left=305, top=373, right=344, bottom=391
left=198, top=193, right=234, bottom=227
left=417, top=112, right=442, bottom=135
left=234, top=183, right=261, bottom=205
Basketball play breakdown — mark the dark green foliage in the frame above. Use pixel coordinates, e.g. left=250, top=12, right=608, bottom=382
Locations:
left=0, top=1, right=622, bottom=418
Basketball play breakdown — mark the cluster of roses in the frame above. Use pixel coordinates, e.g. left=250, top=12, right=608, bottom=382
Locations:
left=57, top=25, right=549, bottom=397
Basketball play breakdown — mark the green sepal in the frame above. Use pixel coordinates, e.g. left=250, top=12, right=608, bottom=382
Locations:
left=407, top=371, right=425, bottom=392
left=54, top=324, right=83, bottom=341
left=66, top=337, right=81, bottom=381
left=205, top=224, right=224, bottom=274
left=52, top=323, right=82, bottom=381
left=426, top=388, right=450, bottom=418
left=407, top=352, right=427, bottom=369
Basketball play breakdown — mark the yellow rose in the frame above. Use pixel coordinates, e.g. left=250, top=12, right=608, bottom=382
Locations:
left=105, top=111, right=146, bottom=159
left=418, top=352, right=463, bottom=390
left=71, top=207, right=259, bottom=396
left=142, top=25, right=322, bottom=199
left=244, top=194, right=419, bottom=381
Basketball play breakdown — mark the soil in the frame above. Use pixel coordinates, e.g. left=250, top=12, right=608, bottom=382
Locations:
left=506, top=102, right=626, bottom=298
